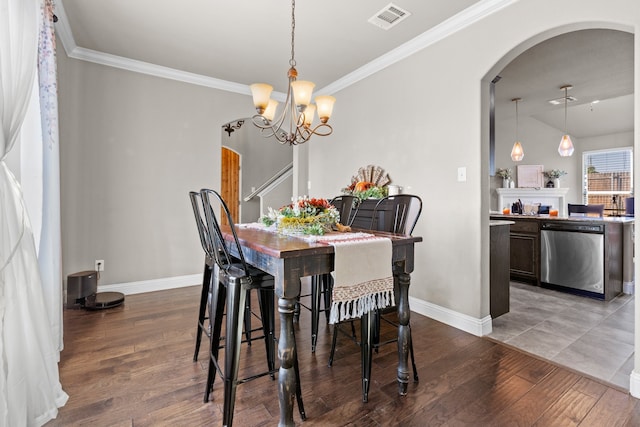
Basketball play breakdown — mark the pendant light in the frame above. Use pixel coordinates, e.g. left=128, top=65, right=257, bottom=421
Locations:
left=510, top=97, right=524, bottom=161
left=558, top=85, right=574, bottom=156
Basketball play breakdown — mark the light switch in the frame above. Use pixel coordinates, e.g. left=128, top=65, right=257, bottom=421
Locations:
left=457, top=167, right=467, bottom=182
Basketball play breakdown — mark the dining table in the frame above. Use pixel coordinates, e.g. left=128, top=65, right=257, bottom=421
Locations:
left=220, top=224, right=422, bottom=426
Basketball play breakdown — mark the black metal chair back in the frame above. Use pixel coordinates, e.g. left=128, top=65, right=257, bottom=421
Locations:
left=371, top=194, right=422, bottom=234
left=188, top=191, right=216, bottom=362
left=330, top=195, right=360, bottom=226
left=189, top=191, right=215, bottom=260
left=200, top=189, right=250, bottom=275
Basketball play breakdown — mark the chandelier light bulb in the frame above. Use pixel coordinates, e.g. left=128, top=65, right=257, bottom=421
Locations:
left=249, top=83, right=273, bottom=114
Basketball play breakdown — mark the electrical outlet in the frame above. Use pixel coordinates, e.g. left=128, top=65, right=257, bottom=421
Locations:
left=95, top=259, right=104, bottom=272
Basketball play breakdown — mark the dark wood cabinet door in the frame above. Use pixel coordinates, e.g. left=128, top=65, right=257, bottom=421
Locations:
left=510, top=232, right=539, bottom=283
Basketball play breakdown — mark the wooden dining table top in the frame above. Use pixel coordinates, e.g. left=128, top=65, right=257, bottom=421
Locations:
left=226, top=224, right=423, bottom=259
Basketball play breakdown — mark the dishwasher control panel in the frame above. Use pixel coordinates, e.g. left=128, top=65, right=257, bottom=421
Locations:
left=541, top=222, right=604, bottom=233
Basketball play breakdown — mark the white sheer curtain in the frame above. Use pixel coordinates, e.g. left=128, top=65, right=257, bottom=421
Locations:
left=0, top=0, right=68, bottom=425
left=37, top=0, right=64, bottom=354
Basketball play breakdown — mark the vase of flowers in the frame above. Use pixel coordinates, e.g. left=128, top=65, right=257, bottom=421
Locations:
left=260, top=196, right=340, bottom=236
left=496, top=168, right=513, bottom=188
left=543, top=169, right=567, bottom=188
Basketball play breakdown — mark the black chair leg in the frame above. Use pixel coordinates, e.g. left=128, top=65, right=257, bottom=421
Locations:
left=360, top=311, right=373, bottom=403
left=258, top=286, right=276, bottom=379
left=292, top=328, right=306, bottom=420
left=321, top=274, right=332, bottom=323
left=204, top=281, right=225, bottom=403
left=409, top=327, right=418, bottom=382
left=310, top=275, right=322, bottom=352
left=328, top=322, right=339, bottom=367
left=222, top=278, right=246, bottom=427
left=194, top=263, right=212, bottom=362
left=244, top=292, right=252, bottom=346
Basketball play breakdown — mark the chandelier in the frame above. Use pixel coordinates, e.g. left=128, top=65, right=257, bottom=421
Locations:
left=249, top=0, right=336, bottom=145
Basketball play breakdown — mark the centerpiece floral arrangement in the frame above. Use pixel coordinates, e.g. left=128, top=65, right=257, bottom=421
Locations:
left=260, top=196, right=339, bottom=236
left=543, top=169, right=567, bottom=179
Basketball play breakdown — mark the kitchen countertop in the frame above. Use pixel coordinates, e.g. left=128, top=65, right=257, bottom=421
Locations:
left=489, top=213, right=635, bottom=224
left=490, top=220, right=516, bottom=226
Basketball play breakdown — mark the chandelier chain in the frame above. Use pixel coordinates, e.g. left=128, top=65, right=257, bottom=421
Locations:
left=290, top=0, right=296, bottom=68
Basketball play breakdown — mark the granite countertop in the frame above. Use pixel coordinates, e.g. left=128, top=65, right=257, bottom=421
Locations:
left=489, top=213, right=635, bottom=224
left=490, top=220, right=516, bottom=226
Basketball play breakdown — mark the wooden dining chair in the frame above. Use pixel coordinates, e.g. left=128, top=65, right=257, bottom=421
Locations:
left=296, top=195, right=360, bottom=352
left=199, top=189, right=305, bottom=425
left=329, top=194, right=422, bottom=384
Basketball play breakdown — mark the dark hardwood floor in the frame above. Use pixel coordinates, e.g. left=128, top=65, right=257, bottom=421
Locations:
left=46, top=286, right=640, bottom=426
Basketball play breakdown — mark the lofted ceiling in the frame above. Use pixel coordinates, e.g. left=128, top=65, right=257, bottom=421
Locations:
left=57, top=1, right=634, bottom=138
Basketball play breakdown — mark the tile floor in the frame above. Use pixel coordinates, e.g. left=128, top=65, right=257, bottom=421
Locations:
left=489, top=281, right=635, bottom=390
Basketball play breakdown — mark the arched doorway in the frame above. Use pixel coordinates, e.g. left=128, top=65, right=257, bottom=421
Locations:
left=483, top=26, right=635, bottom=390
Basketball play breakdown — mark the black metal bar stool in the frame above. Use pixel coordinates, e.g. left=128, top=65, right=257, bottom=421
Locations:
left=189, top=192, right=259, bottom=362
left=199, top=189, right=305, bottom=426
left=329, top=194, right=422, bottom=398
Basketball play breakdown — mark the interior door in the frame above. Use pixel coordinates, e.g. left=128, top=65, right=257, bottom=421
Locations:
left=221, top=147, right=240, bottom=225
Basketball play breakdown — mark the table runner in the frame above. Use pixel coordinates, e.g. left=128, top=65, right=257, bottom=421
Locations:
left=315, top=233, right=394, bottom=324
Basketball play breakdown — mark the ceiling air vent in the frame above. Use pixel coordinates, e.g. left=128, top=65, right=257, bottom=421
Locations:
left=368, top=3, right=411, bottom=30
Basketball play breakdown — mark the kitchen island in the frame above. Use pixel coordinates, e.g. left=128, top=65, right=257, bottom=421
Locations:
left=489, top=213, right=634, bottom=300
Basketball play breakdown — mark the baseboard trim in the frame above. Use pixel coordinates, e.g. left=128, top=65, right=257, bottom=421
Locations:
left=409, top=296, right=492, bottom=337
left=630, top=370, right=640, bottom=398
left=98, top=274, right=200, bottom=295
left=99, top=276, right=493, bottom=337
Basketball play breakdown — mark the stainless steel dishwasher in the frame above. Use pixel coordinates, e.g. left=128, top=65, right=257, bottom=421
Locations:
left=540, top=221, right=605, bottom=297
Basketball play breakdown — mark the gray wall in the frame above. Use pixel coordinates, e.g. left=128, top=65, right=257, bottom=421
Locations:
left=58, top=50, right=249, bottom=285
left=222, top=122, right=293, bottom=223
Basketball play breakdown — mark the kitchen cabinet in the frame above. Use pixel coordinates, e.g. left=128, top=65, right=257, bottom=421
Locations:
left=490, top=221, right=513, bottom=318
left=490, top=214, right=632, bottom=300
left=508, top=217, right=540, bottom=285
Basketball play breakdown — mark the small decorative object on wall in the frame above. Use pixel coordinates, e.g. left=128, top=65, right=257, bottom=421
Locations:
left=517, top=165, right=544, bottom=188
left=342, top=165, right=391, bottom=200
left=543, top=169, right=567, bottom=188
left=496, top=168, right=513, bottom=188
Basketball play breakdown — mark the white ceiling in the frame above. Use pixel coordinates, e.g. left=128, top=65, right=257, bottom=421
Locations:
left=56, top=1, right=634, bottom=138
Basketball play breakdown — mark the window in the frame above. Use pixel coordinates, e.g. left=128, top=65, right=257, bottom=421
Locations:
left=582, top=147, right=633, bottom=215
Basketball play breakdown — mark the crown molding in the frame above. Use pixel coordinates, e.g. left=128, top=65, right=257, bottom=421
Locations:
left=55, top=0, right=516, bottom=97
left=318, top=0, right=516, bottom=95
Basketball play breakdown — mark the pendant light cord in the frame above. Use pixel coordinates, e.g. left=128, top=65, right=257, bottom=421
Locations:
left=564, top=87, right=568, bottom=133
